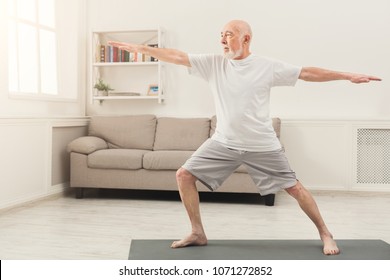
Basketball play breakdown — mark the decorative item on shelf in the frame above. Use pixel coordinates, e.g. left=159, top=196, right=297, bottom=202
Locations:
left=93, top=79, right=114, bottom=96
left=147, top=84, right=159, bottom=96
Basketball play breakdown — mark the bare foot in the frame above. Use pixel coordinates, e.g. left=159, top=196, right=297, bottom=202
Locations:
left=171, top=233, right=208, bottom=248
left=321, top=233, right=340, bottom=255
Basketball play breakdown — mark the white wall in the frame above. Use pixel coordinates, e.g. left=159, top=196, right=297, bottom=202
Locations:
left=87, top=0, right=389, bottom=119
left=0, top=118, right=88, bottom=210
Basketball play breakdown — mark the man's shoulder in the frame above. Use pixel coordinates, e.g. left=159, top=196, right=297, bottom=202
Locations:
left=251, top=55, right=278, bottom=64
left=249, top=55, right=298, bottom=71
left=189, top=54, right=226, bottom=67
left=188, top=53, right=221, bottom=59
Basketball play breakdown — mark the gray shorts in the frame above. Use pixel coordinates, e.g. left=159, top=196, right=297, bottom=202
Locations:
left=182, top=139, right=297, bottom=195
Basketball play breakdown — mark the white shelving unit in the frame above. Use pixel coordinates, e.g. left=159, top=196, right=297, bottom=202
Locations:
left=90, top=28, right=164, bottom=104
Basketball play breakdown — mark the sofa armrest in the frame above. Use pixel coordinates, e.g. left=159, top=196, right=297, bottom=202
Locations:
left=272, top=117, right=281, bottom=139
left=67, top=136, right=108, bottom=154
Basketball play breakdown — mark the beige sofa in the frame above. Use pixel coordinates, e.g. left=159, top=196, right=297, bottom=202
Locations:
left=67, top=115, right=282, bottom=206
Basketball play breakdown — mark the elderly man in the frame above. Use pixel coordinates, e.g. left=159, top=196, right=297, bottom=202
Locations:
left=109, top=20, right=381, bottom=255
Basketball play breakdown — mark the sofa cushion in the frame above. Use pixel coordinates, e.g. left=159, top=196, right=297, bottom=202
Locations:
left=88, top=149, right=150, bottom=170
left=88, top=115, right=157, bottom=150
left=143, top=151, right=194, bottom=170
left=153, top=117, right=210, bottom=151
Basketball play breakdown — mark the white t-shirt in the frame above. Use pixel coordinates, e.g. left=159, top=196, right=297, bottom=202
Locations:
left=188, top=53, right=301, bottom=152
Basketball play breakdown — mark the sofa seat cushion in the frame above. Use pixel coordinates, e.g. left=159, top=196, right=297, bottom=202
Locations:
left=143, top=151, right=194, bottom=170
left=153, top=117, right=210, bottom=151
left=88, top=149, right=150, bottom=170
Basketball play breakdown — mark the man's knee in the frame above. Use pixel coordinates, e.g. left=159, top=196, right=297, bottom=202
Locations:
left=284, top=181, right=303, bottom=198
left=176, top=168, right=197, bottom=185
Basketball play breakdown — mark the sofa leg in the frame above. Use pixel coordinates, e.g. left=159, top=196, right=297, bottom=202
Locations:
left=75, top=188, right=84, bottom=199
left=264, top=194, right=275, bottom=206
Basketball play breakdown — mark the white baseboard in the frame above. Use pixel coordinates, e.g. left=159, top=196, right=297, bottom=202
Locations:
left=0, top=182, right=69, bottom=212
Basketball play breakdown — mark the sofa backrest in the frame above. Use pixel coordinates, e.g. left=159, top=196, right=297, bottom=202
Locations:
left=210, top=116, right=281, bottom=139
left=153, top=117, right=211, bottom=151
left=88, top=115, right=157, bottom=150
left=87, top=115, right=281, bottom=151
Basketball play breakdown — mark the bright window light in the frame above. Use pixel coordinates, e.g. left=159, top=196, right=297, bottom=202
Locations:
left=7, top=0, right=58, bottom=97
left=18, top=23, right=39, bottom=93
left=40, top=29, right=57, bottom=94
left=7, top=0, right=15, bottom=17
left=38, top=0, right=55, bottom=28
left=7, top=22, right=18, bottom=92
left=17, top=0, right=36, bottom=22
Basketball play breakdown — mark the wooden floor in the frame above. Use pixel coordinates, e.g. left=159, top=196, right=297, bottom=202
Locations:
left=0, top=189, right=389, bottom=260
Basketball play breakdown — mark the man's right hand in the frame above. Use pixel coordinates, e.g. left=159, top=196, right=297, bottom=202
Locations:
left=108, top=41, right=190, bottom=67
left=108, top=41, right=140, bottom=53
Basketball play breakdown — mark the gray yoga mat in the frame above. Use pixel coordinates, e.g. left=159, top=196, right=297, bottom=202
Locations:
left=128, top=239, right=390, bottom=260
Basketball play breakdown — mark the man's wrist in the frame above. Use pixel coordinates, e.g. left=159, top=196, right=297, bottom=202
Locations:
left=137, top=44, right=148, bottom=54
left=340, top=72, right=353, bottom=81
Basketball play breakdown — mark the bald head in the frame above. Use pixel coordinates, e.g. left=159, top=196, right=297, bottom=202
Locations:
left=224, top=20, right=252, bottom=42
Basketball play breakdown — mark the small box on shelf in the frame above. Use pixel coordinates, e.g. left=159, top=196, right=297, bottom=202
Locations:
left=147, top=84, right=159, bottom=96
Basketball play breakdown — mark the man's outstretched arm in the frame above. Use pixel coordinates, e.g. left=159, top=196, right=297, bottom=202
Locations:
left=108, top=41, right=191, bottom=67
left=299, top=67, right=382, bottom=83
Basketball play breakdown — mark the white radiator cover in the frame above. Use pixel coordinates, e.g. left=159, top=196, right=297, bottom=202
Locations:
left=356, top=129, right=390, bottom=184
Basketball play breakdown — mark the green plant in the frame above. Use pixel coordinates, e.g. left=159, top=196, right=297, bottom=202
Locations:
left=94, top=79, right=114, bottom=92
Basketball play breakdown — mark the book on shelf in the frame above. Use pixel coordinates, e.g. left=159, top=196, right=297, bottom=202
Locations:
left=112, top=46, right=118, bottom=62
left=96, top=44, right=161, bottom=63
left=100, top=45, right=105, bottom=62
left=96, top=43, right=159, bottom=63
